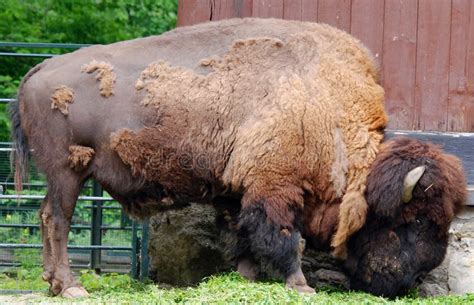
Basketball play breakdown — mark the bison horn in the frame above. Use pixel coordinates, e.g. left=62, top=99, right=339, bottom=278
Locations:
left=402, top=165, right=426, bottom=203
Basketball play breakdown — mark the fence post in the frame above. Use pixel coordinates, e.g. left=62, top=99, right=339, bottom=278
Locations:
left=90, top=180, right=103, bottom=273
left=140, top=220, right=150, bottom=281
left=131, top=221, right=140, bottom=279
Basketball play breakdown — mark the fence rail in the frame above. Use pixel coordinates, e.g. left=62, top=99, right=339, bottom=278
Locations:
left=0, top=42, right=90, bottom=48
left=0, top=52, right=55, bottom=58
left=0, top=99, right=15, bottom=103
left=0, top=41, right=91, bottom=58
left=0, top=244, right=132, bottom=251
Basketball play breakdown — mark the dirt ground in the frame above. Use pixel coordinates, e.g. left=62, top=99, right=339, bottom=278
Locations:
left=0, top=293, right=52, bottom=304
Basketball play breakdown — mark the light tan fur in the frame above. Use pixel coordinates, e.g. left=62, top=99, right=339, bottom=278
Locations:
left=81, top=60, right=116, bottom=97
left=118, top=24, right=387, bottom=254
left=68, top=145, right=95, bottom=171
left=50, top=85, right=74, bottom=115
left=331, top=128, right=349, bottom=197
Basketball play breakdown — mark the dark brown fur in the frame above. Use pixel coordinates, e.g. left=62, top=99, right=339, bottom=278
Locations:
left=365, top=137, right=465, bottom=227
left=343, top=137, right=467, bottom=297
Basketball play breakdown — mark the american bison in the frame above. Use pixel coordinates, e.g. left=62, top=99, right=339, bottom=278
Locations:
left=11, top=18, right=466, bottom=298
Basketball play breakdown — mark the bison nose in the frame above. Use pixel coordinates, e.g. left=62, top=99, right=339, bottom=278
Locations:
left=414, top=270, right=427, bottom=284
left=399, top=270, right=426, bottom=293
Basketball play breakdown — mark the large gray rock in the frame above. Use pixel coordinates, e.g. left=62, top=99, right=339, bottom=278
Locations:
left=301, top=249, right=349, bottom=290
left=148, top=203, right=346, bottom=289
left=148, top=203, right=233, bottom=286
left=417, top=256, right=449, bottom=296
left=418, top=207, right=474, bottom=296
left=446, top=208, right=474, bottom=294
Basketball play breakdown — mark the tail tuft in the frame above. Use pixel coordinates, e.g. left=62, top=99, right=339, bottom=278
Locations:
left=9, top=98, right=29, bottom=193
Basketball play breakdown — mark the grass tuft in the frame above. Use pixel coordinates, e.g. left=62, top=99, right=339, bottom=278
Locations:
left=0, top=270, right=473, bottom=304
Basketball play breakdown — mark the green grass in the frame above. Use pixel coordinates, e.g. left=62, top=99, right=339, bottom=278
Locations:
left=0, top=271, right=473, bottom=304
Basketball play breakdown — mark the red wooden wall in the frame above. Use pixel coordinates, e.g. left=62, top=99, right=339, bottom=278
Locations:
left=177, top=0, right=474, bottom=132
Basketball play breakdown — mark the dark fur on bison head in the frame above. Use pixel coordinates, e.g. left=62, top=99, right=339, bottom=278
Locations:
left=344, top=137, right=466, bottom=297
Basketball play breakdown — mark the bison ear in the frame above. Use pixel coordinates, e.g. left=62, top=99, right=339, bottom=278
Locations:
left=365, top=157, right=425, bottom=219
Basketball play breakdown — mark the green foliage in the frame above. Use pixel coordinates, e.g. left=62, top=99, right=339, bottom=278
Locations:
left=0, top=0, right=178, bottom=142
left=0, top=266, right=47, bottom=291
left=80, top=270, right=147, bottom=293
left=0, top=0, right=178, bottom=44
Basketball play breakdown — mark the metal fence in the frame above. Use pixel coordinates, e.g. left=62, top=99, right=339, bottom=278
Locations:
left=0, top=42, right=150, bottom=292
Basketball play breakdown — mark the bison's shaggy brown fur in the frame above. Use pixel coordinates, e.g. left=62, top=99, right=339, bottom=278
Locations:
left=366, top=137, right=465, bottom=226
left=81, top=60, right=116, bottom=97
left=50, top=85, right=74, bottom=115
left=10, top=18, right=463, bottom=298
left=68, top=145, right=95, bottom=171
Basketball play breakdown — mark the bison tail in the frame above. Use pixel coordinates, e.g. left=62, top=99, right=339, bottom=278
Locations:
left=9, top=63, right=44, bottom=193
left=9, top=90, right=29, bottom=194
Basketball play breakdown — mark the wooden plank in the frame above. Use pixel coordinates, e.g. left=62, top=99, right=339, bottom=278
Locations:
left=302, top=0, right=318, bottom=22
left=382, top=0, right=418, bottom=130
left=448, top=0, right=474, bottom=132
left=415, top=0, right=452, bottom=131
left=237, top=0, right=254, bottom=17
left=317, top=0, right=351, bottom=32
left=177, top=0, right=212, bottom=26
left=252, top=0, right=284, bottom=18
left=213, top=0, right=253, bottom=18
left=468, top=4, right=474, bottom=131
left=210, top=0, right=238, bottom=20
left=283, top=0, right=302, bottom=20
left=350, top=0, right=384, bottom=67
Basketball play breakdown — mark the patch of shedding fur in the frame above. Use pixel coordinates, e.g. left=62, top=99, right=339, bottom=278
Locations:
left=134, top=61, right=197, bottom=107
left=81, top=60, right=116, bottom=97
left=50, top=85, right=74, bottom=115
left=109, top=129, right=143, bottom=177
left=68, top=145, right=95, bottom=171
left=331, top=128, right=348, bottom=197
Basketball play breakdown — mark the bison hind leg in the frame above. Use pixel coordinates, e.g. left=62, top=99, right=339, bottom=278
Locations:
left=39, top=170, right=89, bottom=297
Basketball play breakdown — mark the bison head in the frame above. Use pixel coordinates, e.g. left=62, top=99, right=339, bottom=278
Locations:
left=344, top=137, right=466, bottom=297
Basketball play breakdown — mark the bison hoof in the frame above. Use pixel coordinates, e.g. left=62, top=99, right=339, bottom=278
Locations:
left=285, top=267, right=314, bottom=294
left=285, top=283, right=315, bottom=294
left=61, top=286, right=90, bottom=298
left=237, top=259, right=258, bottom=281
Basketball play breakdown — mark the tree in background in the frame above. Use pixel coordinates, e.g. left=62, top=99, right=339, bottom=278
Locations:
left=0, top=0, right=178, bottom=141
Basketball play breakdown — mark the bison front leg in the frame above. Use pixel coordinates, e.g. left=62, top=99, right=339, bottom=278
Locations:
left=236, top=258, right=258, bottom=281
left=40, top=172, right=88, bottom=298
left=236, top=185, right=314, bottom=294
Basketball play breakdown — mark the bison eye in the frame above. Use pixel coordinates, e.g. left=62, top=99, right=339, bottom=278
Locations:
left=415, top=219, right=421, bottom=225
